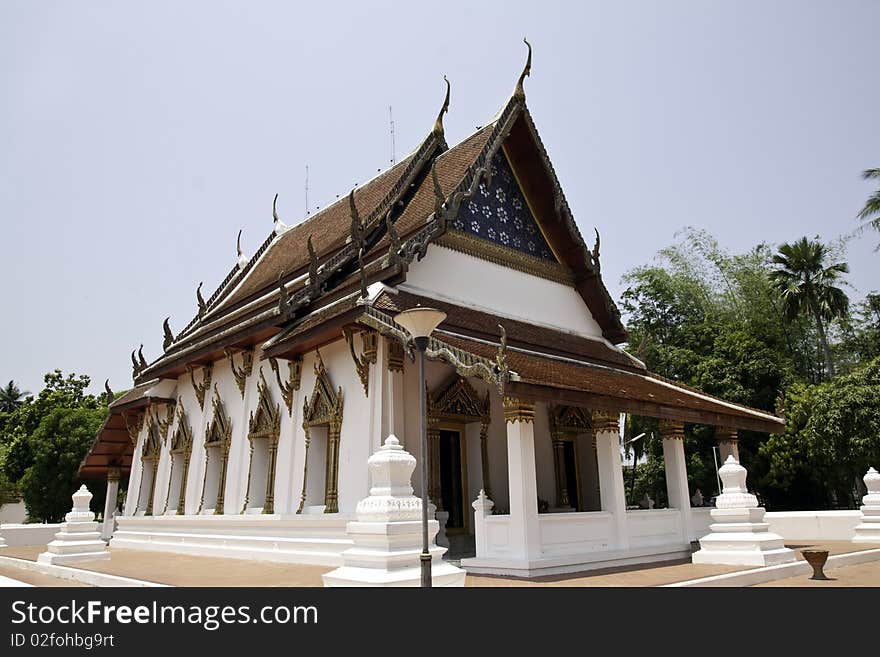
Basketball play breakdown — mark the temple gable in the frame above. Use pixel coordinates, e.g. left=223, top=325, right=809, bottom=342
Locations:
left=450, top=148, right=556, bottom=264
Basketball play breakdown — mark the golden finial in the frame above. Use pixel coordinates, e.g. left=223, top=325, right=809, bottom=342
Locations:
left=514, top=38, right=532, bottom=102
left=433, top=76, right=451, bottom=137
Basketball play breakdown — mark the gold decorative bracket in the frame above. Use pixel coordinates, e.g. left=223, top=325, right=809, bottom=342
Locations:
left=123, top=411, right=145, bottom=446
left=225, top=347, right=254, bottom=398
left=343, top=327, right=378, bottom=397
left=156, top=401, right=176, bottom=444
left=386, top=336, right=405, bottom=372
left=187, top=363, right=213, bottom=410
left=269, top=355, right=302, bottom=415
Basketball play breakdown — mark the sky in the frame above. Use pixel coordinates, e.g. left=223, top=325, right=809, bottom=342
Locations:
left=1, top=1, right=878, bottom=396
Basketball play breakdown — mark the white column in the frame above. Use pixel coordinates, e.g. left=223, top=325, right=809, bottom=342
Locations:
left=381, top=336, right=406, bottom=447
left=660, top=419, right=693, bottom=544
left=471, top=490, right=494, bottom=557
left=101, top=467, right=121, bottom=541
left=503, top=397, right=541, bottom=562
left=717, top=426, right=739, bottom=462
left=593, top=411, right=628, bottom=549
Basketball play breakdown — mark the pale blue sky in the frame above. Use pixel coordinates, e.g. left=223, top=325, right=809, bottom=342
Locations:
left=1, top=1, right=878, bottom=395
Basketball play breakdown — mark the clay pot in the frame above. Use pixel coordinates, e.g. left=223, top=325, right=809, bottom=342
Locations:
left=801, top=549, right=829, bottom=580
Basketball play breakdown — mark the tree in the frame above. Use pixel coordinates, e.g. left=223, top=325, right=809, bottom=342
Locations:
left=17, top=407, right=107, bottom=522
left=770, top=237, right=850, bottom=379
left=761, top=357, right=880, bottom=509
left=0, top=381, right=29, bottom=413
left=1, top=370, right=108, bottom=522
left=857, top=168, right=880, bottom=241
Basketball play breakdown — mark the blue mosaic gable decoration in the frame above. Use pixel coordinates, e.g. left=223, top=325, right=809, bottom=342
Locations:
left=450, top=149, right=556, bottom=262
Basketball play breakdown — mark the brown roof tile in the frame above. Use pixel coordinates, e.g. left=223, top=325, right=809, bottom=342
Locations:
left=435, top=333, right=784, bottom=433
left=217, top=153, right=419, bottom=313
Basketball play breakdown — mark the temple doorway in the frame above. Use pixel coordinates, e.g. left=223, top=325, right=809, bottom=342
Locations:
left=438, top=429, right=465, bottom=532
left=562, top=440, right=580, bottom=511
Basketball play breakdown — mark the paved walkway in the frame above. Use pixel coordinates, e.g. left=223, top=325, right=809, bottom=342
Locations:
left=0, top=540, right=876, bottom=587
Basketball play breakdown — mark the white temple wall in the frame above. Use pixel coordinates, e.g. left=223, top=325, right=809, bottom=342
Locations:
left=123, top=420, right=147, bottom=516
left=174, top=373, right=207, bottom=515
left=282, top=340, right=375, bottom=515
left=402, top=244, right=605, bottom=339
left=329, top=337, right=382, bottom=514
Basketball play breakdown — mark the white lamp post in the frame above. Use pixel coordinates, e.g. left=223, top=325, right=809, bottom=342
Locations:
left=393, top=306, right=447, bottom=588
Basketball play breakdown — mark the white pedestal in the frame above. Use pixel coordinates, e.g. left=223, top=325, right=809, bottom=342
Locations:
left=692, top=507, right=795, bottom=566
left=853, top=467, right=880, bottom=544
left=37, top=485, right=110, bottom=565
left=323, top=435, right=466, bottom=587
left=692, top=456, right=795, bottom=567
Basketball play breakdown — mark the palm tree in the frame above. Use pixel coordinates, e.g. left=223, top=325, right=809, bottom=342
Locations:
left=857, top=168, right=880, bottom=238
left=770, top=238, right=850, bottom=378
left=0, top=380, right=29, bottom=413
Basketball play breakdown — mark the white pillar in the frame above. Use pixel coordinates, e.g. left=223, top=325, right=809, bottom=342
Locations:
left=503, top=397, right=541, bottom=561
left=717, top=426, right=739, bottom=463
left=593, top=411, right=628, bottom=549
left=853, top=467, right=880, bottom=544
left=471, top=490, right=494, bottom=557
left=383, top=336, right=406, bottom=446
left=660, top=420, right=693, bottom=544
left=101, top=467, right=121, bottom=541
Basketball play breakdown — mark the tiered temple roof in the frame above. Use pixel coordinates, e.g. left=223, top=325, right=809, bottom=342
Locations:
left=81, top=44, right=784, bottom=479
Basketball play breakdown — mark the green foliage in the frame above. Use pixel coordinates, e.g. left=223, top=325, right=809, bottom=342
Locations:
left=770, top=237, right=850, bottom=378
left=857, top=168, right=880, bottom=241
left=18, top=407, right=107, bottom=522
left=0, top=381, right=29, bottom=413
left=760, top=357, right=880, bottom=509
left=1, top=370, right=109, bottom=522
left=620, top=228, right=874, bottom=509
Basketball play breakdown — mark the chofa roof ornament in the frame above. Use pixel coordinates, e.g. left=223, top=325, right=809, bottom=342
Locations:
left=272, top=193, right=288, bottom=236
left=162, top=317, right=174, bottom=351
left=513, top=38, right=532, bottom=102
left=236, top=229, right=248, bottom=270
left=196, top=281, right=206, bottom=318
left=432, top=75, right=451, bottom=138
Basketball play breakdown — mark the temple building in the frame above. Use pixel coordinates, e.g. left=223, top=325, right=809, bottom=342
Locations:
left=80, top=44, right=784, bottom=577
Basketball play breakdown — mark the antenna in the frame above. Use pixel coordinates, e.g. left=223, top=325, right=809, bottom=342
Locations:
left=305, top=165, right=310, bottom=216
left=389, top=105, right=395, bottom=165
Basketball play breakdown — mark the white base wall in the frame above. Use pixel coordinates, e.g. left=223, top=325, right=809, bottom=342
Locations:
left=0, top=501, right=27, bottom=524
left=111, top=514, right=353, bottom=566
left=462, top=544, right=691, bottom=578
left=465, top=509, right=691, bottom=578
left=0, top=523, right=64, bottom=547
left=762, top=510, right=861, bottom=541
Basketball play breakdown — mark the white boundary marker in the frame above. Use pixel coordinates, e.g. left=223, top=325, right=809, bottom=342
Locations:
left=0, top=555, right=168, bottom=587
left=665, top=548, right=880, bottom=587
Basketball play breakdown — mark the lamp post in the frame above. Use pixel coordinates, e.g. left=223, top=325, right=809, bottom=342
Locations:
left=393, top=306, right=447, bottom=588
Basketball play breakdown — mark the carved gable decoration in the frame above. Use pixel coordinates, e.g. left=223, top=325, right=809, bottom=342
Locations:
left=430, top=375, right=490, bottom=423
left=249, top=370, right=281, bottom=440
left=170, top=405, right=193, bottom=453
left=549, top=405, right=593, bottom=434
left=142, top=416, right=162, bottom=460
left=450, top=149, right=555, bottom=262
left=303, top=353, right=343, bottom=428
left=205, top=385, right=232, bottom=446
